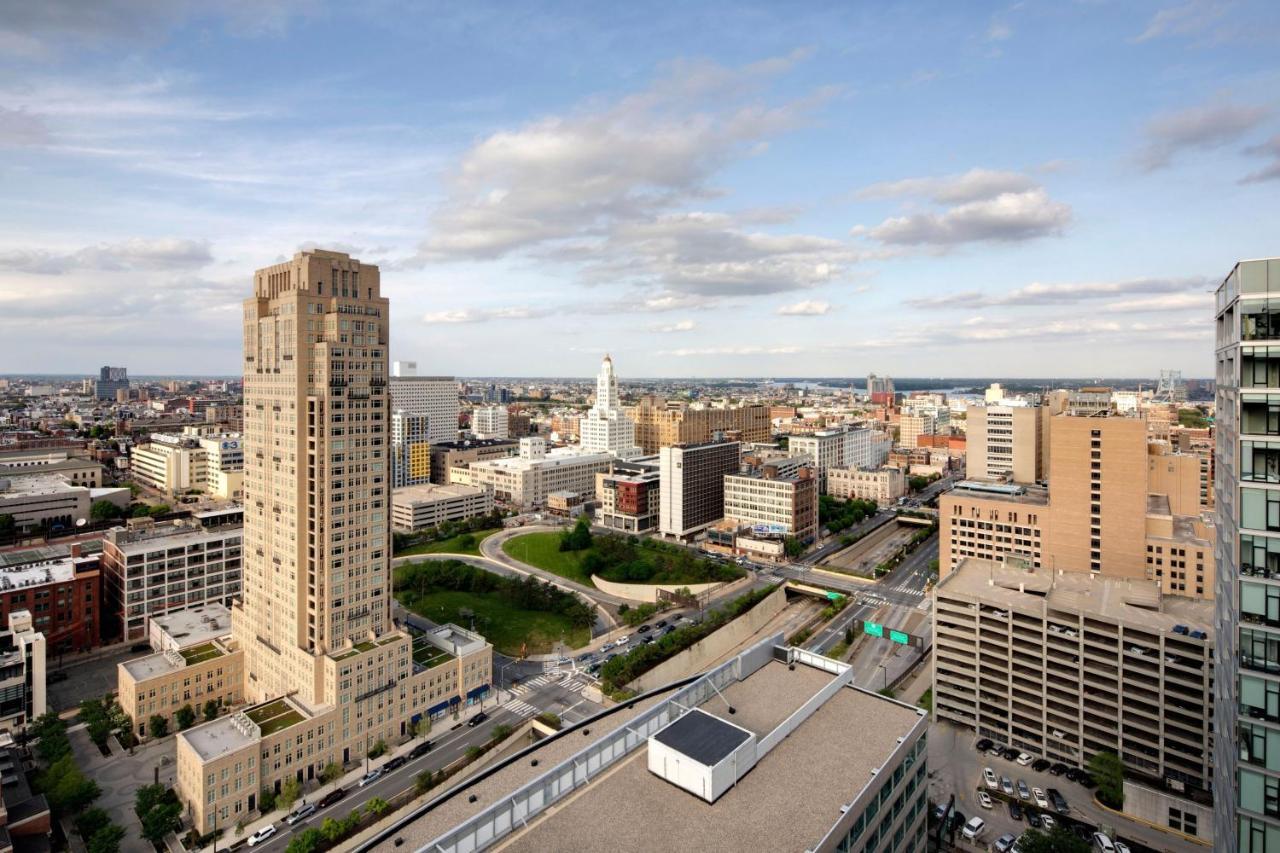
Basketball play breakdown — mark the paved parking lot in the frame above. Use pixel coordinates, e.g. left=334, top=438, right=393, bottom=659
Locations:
left=928, top=721, right=1204, bottom=852
left=47, top=645, right=141, bottom=711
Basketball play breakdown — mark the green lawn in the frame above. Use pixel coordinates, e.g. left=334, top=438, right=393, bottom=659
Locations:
left=399, top=588, right=589, bottom=655
left=501, top=532, right=595, bottom=585
left=397, top=528, right=502, bottom=557
left=179, top=642, right=224, bottom=665
left=246, top=699, right=305, bottom=735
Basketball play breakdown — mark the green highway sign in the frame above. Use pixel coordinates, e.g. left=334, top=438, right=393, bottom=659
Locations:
left=863, top=621, right=884, bottom=638
left=826, top=591, right=844, bottom=601
left=890, top=630, right=910, bottom=645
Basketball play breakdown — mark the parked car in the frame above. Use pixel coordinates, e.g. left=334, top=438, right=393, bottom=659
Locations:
left=576, top=652, right=593, bottom=662
left=1114, top=842, right=1132, bottom=853
left=1001, top=776, right=1014, bottom=795
left=638, top=624, right=652, bottom=633
left=1002, top=747, right=1020, bottom=761
left=655, top=620, right=668, bottom=628
left=409, top=741, right=434, bottom=759
left=1033, top=787, right=1049, bottom=809
left=1092, top=832, right=1116, bottom=852
left=1017, top=779, right=1031, bottom=800
left=1079, top=773, right=1098, bottom=789
left=468, top=712, right=489, bottom=728
left=47, top=671, right=68, bottom=683
left=994, top=834, right=1018, bottom=853
left=962, top=817, right=986, bottom=840
left=975, top=738, right=994, bottom=752
left=1016, top=752, right=1034, bottom=767
left=983, top=767, right=998, bottom=789
left=385, top=756, right=406, bottom=772
left=1047, top=788, right=1070, bottom=814
left=359, top=769, right=383, bottom=787
left=1065, top=768, right=1083, bottom=782
left=1007, top=801, right=1023, bottom=821
left=978, top=791, right=994, bottom=810
left=318, top=788, right=346, bottom=808
left=247, top=825, right=277, bottom=846
left=286, top=803, right=316, bottom=826
left=1041, top=814, right=1057, bottom=831
left=988, top=742, right=1007, bottom=757
left=1027, top=810, right=1042, bottom=829
left=1032, top=758, right=1051, bottom=772
left=641, top=635, right=655, bottom=644
left=599, top=641, right=614, bottom=652
left=1049, top=762, right=1069, bottom=776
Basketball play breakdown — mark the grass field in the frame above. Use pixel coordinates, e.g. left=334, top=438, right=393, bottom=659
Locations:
left=501, top=532, right=595, bottom=585
left=397, top=528, right=501, bottom=557
left=399, top=588, right=589, bottom=655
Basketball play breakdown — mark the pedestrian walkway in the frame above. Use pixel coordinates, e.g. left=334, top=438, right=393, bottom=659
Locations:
left=504, top=698, right=539, bottom=719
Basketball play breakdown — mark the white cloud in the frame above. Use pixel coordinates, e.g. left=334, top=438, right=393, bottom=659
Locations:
left=0, top=106, right=50, bottom=146
left=1102, top=292, right=1213, bottom=312
left=0, top=238, right=213, bottom=274
left=421, top=306, right=549, bottom=324
left=1137, top=97, right=1271, bottom=171
left=858, top=168, right=1037, bottom=204
left=1241, top=134, right=1280, bottom=183
left=776, top=300, right=832, bottom=316
left=659, top=345, right=804, bottom=357
left=987, top=21, right=1013, bottom=41
left=1134, top=0, right=1229, bottom=42
left=650, top=319, right=696, bottom=333
left=867, top=188, right=1071, bottom=247
left=905, top=276, right=1207, bottom=308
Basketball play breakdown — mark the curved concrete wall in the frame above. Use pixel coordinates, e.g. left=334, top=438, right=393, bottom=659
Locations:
left=589, top=575, right=724, bottom=604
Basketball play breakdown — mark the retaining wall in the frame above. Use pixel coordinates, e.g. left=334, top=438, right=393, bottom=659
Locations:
left=589, top=575, right=723, bottom=604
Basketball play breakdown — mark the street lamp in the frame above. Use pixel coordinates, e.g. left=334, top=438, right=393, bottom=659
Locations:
left=878, top=663, right=889, bottom=691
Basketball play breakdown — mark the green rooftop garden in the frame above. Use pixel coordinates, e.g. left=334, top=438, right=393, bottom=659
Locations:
left=332, top=640, right=377, bottom=661
left=413, top=643, right=453, bottom=670
left=246, top=699, right=305, bottom=736
left=179, top=642, right=224, bottom=665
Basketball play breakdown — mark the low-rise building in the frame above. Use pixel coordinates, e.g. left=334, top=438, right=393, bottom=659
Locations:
left=0, top=474, right=93, bottom=533
left=118, top=628, right=243, bottom=738
left=429, top=439, right=518, bottom=485
left=827, top=465, right=906, bottom=506
left=129, top=428, right=243, bottom=499
left=0, top=454, right=102, bottom=488
left=722, top=459, right=819, bottom=549
left=933, top=556, right=1213, bottom=792
left=468, top=440, right=612, bottom=509
left=391, top=483, right=494, bottom=532
left=596, top=459, right=661, bottom=533
left=0, top=611, right=44, bottom=734
left=0, top=548, right=101, bottom=653
left=100, top=514, right=244, bottom=641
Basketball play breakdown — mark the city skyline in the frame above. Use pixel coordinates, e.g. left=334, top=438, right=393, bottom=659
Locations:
left=4, top=2, right=1278, bottom=378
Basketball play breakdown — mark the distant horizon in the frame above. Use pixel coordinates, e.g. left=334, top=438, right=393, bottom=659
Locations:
left=0, top=373, right=1216, bottom=383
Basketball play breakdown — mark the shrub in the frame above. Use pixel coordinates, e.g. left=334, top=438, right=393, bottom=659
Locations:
left=285, top=828, right=324, bottom=853
left=135, top=784, right=181, bottom=844
left=367, top=739, right=388, bottom=759
left=175, top=704, right=196, bottom=731
left=534, top=712, right=561, bottom=730
left=1088, top=751, right=1125, bottom=809
left=258, top=788, right=277, bottom=813
left=203, top=700, right=219, bottom=721
left=147, top=714, right=168, bottom=738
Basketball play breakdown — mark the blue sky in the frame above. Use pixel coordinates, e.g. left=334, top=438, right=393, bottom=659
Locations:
left=1, top=1, right=1278, bottom=378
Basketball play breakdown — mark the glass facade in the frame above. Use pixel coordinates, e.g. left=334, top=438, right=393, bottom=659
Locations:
left=1218, top=259, right=1280, bottom=851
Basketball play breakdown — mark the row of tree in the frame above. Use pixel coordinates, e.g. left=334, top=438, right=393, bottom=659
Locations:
left=580, top=533, right=743, bottom=585
left=818, top=495, right=880, bottom=533
left=29, top=713, right=129, bottom=853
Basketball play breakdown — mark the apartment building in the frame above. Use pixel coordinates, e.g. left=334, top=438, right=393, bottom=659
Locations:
left=788, top=425, right=873, bottom=492
left=390, top=410, right=431, bottom=488
left=630, top=396, right=770, bottom=455
left=966, top=403, right=1044, bottom=484
left=101, top=515, right=244, bottom=641
left=595, top=458, right=661, bottom=534
left=390, top=483, right=493, bottom=532
left=1213, top=257, right=1280, bottom=851
left=387, top=369, right=458, bottom=445
left=467, top=439, right=612, bottom=508
left=658, top=439, right=741, bottom=539
left=934, top=557, right=1213, bottom=793
left=0, top=611, right=45, bottom=734
left=428, top=439, right=518, bottom=485
left=827, top=465, right=906, bottom=506
left=471, top=406, right=509, bottom=440
left=0, top=549, right=100, bottom=653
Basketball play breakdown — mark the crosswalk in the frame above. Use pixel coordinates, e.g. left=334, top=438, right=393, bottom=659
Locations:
left=505, top=698, right=539, bottom=718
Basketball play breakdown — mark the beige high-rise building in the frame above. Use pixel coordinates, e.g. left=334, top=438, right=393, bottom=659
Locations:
left=161, top=250, right=492, bottom=834
left=965, top=403, right=1043, bottom=483
left=629, top=396, right=770, bottom=455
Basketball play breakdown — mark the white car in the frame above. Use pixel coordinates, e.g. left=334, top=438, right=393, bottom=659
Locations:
left=1041, top=814, right=1057, bottom=831
left=599, top=641, right=614, bottom=652
left=1016, top=752, right=1034, bottom=766
left=1113, top=843, right=1132, bottom=853
left=962, top=816, right=986, bottom=840
left=983, top=767, right=998, bottom=789
left=1033, top=787, right=1049, bottom=809
left=1092, top=833, right=1116, bottom=853
left=247, top=825, right=277, bottom=847
left=616, top=634, right=630, bottom=645
left=978, top=791, right=993, bottom=809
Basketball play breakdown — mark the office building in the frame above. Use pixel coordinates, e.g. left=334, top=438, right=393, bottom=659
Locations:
left=467, top=439, right=611, bottom=508
left=101, top=513, right=244, bottom=641
left=966, top=403, right=1044, bottom=484
left=827, top=465, right=906, bottom=507
left=391, top=410, right=432, bottom=488
left=0, top=611, right=45, bottom=734
left=471, top=405, right=509, bottom=440
left=428, top=439, right=518, bottom=485
left=579, top=355, right=642, bottom=458
left=0, top=474, right=94, bottom=533
left=1213, top=257, right=1280, bottom=851
left=93, top=366, right=129, bottom=401
left=0, top=452, right=102, bottom=488
left=867, top=373, right=896, bottom=406
left=161, top=249, right=492, bottom=835
left=934, top=557, right=1213, bottom=793
left=129, top=427, right=244, bottom=499
left=658, top=439, right=740, bottom=539
left=596, top=460, right=661, bottom=534
left=391, top=483, right=494, bottom=532
left=364, top=635, right=928, bottom=853
left=630, top=397, right=770, bottom=455
left=388, top=370, right=459, bottom=445
left=0, top=548, right=100, bottom=653
left=788, top=426, right=873, bottom=492
left=723, top=460, right=818, bottom=549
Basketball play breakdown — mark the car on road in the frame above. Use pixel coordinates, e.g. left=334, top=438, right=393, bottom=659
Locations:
left=1032, top=758, right=1051, bottom=772
left=662, top=625, right=676, bottom=635
left=359, top=769, right=383, bottom=787
left=994, top=834, right=1017, bottom=853
left=605, top=653, right=618, bottom=662
left=1001, top=776, right=1014, bottom=795
left=47, top=671, right=68, bottom=683
left=1091, top=832, right=1116, bottom=852
left=1017, top=779, right=1030, bottom=800
left=1047, top=788, right=1069, bottom=814
left=641, top=636, right=655, bottom=644
left=1016, top=752, right=1034, bottom=766
left=599, top=641, right=614, bottom=652
left=616, top=634, right=630, bottom=645
left=655, top=619, right=668, bottom=628
left=977, top=791, right=993, bottom=809
left=556, top=657, right=571, bottom=666
left=318, top=788, right=347, bottom=808
left=409, top=741, right=434, bottom=759
left=467, top=712, right=488, bottom=728
left=247, top=825, right=277, bottom=846
left=1007, top=801, right=1023, bottom=821
left=285, top=803, right=316, bottom=826
left=1033, top=787, right=1048, bottom=809
left=385, top=756, right=406, bottom=772
left=1041, top=814, right=1056, bottom=831
left=576, top=652, right=593, bottom=662
left=983, top=767, right=998, bottom=789
left=638, top=624, right=652, bottom=633
left=975, top=738, right=994, bottom=752
left=962, top=817, right=986, bottom=840
left=1049, top=762, right=1068, bottom=776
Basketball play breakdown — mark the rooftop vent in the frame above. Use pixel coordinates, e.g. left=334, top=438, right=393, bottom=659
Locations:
left=647, top=708, right=757, bottom=804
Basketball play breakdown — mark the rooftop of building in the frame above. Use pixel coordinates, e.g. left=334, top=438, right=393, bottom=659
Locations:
left=391, top=483, right=488, bottom=504
left=937, top=557, right=1214, bottom=639
left=0, top=541, right=102, bottom=570
left=367, top=637, right=924, bottom=853
left=152, top=603, right=233, bottom=648
left=181, top=696, right=314, bottom=761
left=0, top=457, right=97, bottom=474
left=0, top=473, right=84, bottom=497
left=105, top=517, right=242, bottom=549
left=948, top=479, right=1050, bottom=505
left=430, top=439, right=517, bottom=451
left=474, top=446, right=612, bottom=470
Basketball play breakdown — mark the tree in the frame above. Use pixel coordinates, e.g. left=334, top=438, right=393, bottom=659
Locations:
left=1088, top=750, right=1125, bottom=809
left=365, top=797, right=390, bottom=818
left=783, top=536, right=804, bottom=558
left=320, top=818, right=346, bottom=844
left=285, top=828, right=324, bottom=853
left=90, top=500, right=123, bottom=521
left=558, top=516, right=592, bottom=552
left=258, top=788, right=277, bottom=813
left=147, top=714, right=168, bottom=738
left=40, top=755, right=101, bottom=813
left=175, top=704, right=196, bottom=731
left=367, top=739, right=388, bottom=759
left=278, top=777, right=302, bottom=811
left=456, top=533, right=476, bottom=551
left=0, top=514, right=14, bottom=534
left=907, top=475, right=929, bottom=492
left=1015, top=827, right=1090, bottom=853
left=77, top=807, right=113, bottom=841
left=414, top=770, right=440, bottom=795
left=319, top=762, right=343, bottom=784
left=86, top=824, right=127, bottom=853
left=843, top=625, right=854, bottom=645
left=202, top=700, right=219, bottom=721
left=135, top=784, right=182, bottom=844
